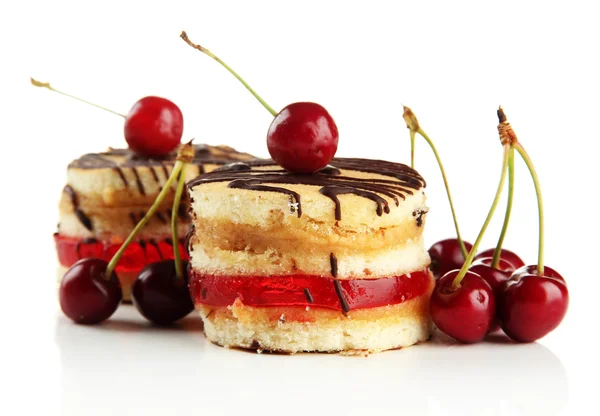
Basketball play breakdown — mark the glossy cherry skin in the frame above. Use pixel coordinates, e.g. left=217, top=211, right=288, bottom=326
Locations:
left=131, top=260, right=194, bottom=325
left=469, top=257, right=514, bottom=332
left=124, top=96, right=184, bottom=157
left=499, top=266, right=568, bottom=342
left=430, top=270, right=496, bottom=343
left=267, top=102, right=339, bottom=173
left=59, top=258, right=122, bottom=325
left=428, top=238, right=473, bottom=279
left=469, top=257, right=514, bottom=293
left=474, top=248, right=525, bottom=270
left=510, top=264, right=565, bottom=282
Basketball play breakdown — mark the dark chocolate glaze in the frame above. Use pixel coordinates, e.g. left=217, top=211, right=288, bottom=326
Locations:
left=63, top=185, right=93, bottom=231
left=329, top=252, right=349, bottom=314
left=149, top=166, right=160, bottom=183
left=413, top=209, right=428, bottom=227
left=303, top=288, right=314, bottom=304
left=156, top=212, right=168, bottom=224
left=114, top=167, right=128, bottom=187
left=148, top=239, right=163, bottom=260
left=188, top=158, right=425, bottom=221
left=329, top=253, right=338, bottom=278
left=132, top=167, right=146, bottom=195
left=333, top=280, right=350, bottom=315
left=69, top=144, right=254, bottom=170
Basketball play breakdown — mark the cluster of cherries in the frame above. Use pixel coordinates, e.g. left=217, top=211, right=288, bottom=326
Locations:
left=36, top=31, right=340, bottom=325
left=405, top=106, right=568, bottom=343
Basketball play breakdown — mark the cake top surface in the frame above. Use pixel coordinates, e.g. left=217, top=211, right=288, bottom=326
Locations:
left=188, top=158, right=426, bottom=221
left=68, top=144, right=255, bottom=170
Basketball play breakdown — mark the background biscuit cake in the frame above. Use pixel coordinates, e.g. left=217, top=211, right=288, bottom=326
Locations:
left=55, top=144, right=254, bottom=300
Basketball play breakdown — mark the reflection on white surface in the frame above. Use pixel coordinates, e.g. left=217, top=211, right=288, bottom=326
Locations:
left=54, top=306, right=568, bottom=416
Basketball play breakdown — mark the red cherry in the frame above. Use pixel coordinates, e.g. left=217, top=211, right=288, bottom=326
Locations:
left=124, top=96, right=184, bottom=157
left=474, top=248, right=525, bottom=270
left=510, top=264, right=565, bottom=282
left=430, top=270, right=496, bottom=343
left=428, top=238, right=474, bottom=279
left=469, top=257, right=512, bottom=294
left=469, top=257, right=513, bottom=332
left=131, top=260, right=194, bottom=325
left=59, top=258, right=122, bottom=324
left=499, top=266, right=568, bottom=342
left=267, top=102, right=339, bottom=173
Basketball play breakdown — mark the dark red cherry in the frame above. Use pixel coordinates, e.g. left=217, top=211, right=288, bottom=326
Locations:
left=510, top=264, right=565, bottom=282
left=469, top=257, right=513, bottom=293
left=474, top=248, right=525, bottom=270
left=131, top=260, right=194, bottom=325
left=428, top=238, right=473, bottom=279
left=469, top=257, right=513, bottom=332
left=499, top=266, right=568, bottom=342
left=267, top=102, right=339, bottom=173
left=430, top=270, right=496, bottom=343
left=59, top=258, right=122, bottom=325
left=124, top=96, right=184, bottom=157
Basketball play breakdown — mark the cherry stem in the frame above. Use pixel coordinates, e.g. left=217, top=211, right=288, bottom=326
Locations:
left=452, top=145, right=510, bottom=289
left=180, top=31, right=278, bottom=117
left=104, top=143, right=195, bottom=279
left=30, top=78, right=126, bottom=118
left=171, top=164, right=188, bottom=280
left=409, top=129, right=416, bottom=169
left=514, top=142, right=545, bottom=275
left=417, top=128, right=468, bottom=259
left=492, top=147, right=515, bottom=268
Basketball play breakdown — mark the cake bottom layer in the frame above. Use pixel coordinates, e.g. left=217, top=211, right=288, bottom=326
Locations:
left=196, top=283, right=434, bottom=354
left=56, top=265, right=137, bottom=302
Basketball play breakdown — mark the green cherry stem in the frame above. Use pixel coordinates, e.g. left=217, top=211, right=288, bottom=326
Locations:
left=492, top=146, right=515, bottom=268
left=30, top=78, right=126, bottom=118
left=402, top=106, right=468, bottom=259
left=514, top=142, right=545, bottom=275
left=452, top=145, right=510, bottom=289
left=171, top=164, right=188, bottom=279
left=409, top=129, right=416, bottom=169
left=180, top=31, right=278, bottom=117
left=104, top=143, right=195, bottom=279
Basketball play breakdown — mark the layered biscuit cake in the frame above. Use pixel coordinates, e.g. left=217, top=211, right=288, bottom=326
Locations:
left=55, top=144, right=254, bottom=300
left=187, top=158, right=434, bottom=353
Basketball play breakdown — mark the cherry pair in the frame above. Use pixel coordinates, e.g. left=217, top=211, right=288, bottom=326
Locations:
left=405, top=107, right=568, bottom=343
left=59, top=144, right=196, bottom=325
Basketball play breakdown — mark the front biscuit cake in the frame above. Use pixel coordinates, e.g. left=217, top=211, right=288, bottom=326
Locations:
left=187, top=158, right=434, bottom=353
left=55, top=144, right=254, bottom=300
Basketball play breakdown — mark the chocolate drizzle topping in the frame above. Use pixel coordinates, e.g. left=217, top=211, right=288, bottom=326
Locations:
left=329, top=253, right=349, bottom=314
left=329, top=253, right=338, bottom=278
left=63, top=185, right=93, bottom=231
left=132, top=167, right=146, bottom=195
left=188, top=158, right=425, bottom=221
left=69, top=144, right=254, bottom=170
left=64, top=144, right=254, bottom=231
left=303, top=288, right=314, bottom=304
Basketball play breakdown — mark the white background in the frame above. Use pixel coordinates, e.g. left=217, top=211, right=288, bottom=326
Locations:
left=1, top=0, right=599, bottom=415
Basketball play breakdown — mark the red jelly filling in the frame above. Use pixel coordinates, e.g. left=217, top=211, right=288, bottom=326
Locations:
left=189, top=269, right=431, bottom=312
left=54, top=233, right=188, bottom=273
